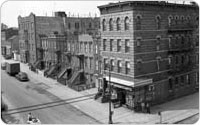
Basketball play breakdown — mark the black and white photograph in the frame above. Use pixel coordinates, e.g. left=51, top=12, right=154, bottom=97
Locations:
left=1, top=0, right=199, bottom=124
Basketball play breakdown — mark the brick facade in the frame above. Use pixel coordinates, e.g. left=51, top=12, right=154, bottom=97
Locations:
left=98, top=1, right=198, bottom=105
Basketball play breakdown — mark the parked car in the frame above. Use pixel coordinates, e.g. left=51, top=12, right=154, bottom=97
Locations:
left=1, top=62, right=6, bottom=70
left=15, top=72, right=29, bottom=81
left=4, top=55, right=12, bottom=60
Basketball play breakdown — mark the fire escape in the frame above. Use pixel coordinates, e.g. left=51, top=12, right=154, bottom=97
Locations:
left=167, top=22, right=196, bottom=98
left=167, top=23, right=196, bottom=76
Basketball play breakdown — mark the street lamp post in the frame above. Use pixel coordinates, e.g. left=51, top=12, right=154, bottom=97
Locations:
left=108, top=63, right=113, bottom=124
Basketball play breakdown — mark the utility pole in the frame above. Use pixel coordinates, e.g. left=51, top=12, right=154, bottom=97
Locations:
left=108, top=62, right=113, bottom=124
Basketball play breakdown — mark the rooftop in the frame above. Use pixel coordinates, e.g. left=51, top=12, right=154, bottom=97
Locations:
left=98, top=1, right=198, bottom=9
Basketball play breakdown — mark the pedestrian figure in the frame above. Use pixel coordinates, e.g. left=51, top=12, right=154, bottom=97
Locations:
left=146, top=103, right=151, bottom=114
left=27, top=112, right=33, bottom=121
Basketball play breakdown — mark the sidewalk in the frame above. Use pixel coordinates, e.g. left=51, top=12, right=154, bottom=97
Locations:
left=2, top=58, right=199, bottom=124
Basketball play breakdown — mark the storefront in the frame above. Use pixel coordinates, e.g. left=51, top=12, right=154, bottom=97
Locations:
left=103, top=76, right=153, bottom=111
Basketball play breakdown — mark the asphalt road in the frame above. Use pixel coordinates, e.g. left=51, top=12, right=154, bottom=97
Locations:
left=1, top=69, right=99, bottom=124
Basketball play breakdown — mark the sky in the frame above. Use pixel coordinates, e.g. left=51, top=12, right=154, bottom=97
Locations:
left=0, top=0, right=195, bottom=28
left=1, top=0, right=114, bottom=27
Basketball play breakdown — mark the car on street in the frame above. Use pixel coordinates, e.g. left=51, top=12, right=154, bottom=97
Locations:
left=4, top=55, right=12, bottom=60
left=1, top=62, right=6, bottom=70
left=15, top=72, right=29, bottom=81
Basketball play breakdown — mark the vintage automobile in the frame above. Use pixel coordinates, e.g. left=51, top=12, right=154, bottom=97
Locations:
left=15, top=72, right=29, bottom=81
left=1, top=62, right=6, bottom=70
left=4, top=55, right=12, bottom=60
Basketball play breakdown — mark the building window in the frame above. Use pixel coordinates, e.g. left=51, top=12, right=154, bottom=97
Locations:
left=89, top=42, right=92, bottom=53
left=124, top=17, right=129, bottom=30
left=169, top=36, right=172, bottom=49
left=181, top=76, right=184, bottom=85
left=180, top=16, right=185, bottom=24
left=175, top=77, right=178, bottom=85
left=156, top=45, right=160, bottom=51
left=96, top=61, right=98, bottom=70
left=84, top=43, right=87, bottom=52
left=109, top=18, right=113, bottom=31
left=175, top=55, right=179, bottom=65
left=196, top=54, right=199, bottom=64
left=125, top=61, right=130, bottom=74
left=136, top=15, right=141, bottom=30
left=186, top=16, right=191, bottom=24
left=31, top=22, right=34, bottom=30
left=196, top=72, right=199, bottom=84
left=104, top=58, right=108, bottom=70
left=125, top=39, right=130, bottom=53
left=196, top=16, right=199, bottom=27
left=136, top=38, right=141, bottom=47
left=89, top=58, right=93, bottom=69
left=156, top=56, right=161, bottom=71
left=169, top=78, right=173, bottom=90
left=117, top=60, right=122, bottom=73
left=175, top=15, right=179, bottom=25
left=186, top=75, right=189, bottom=84
left=117, top=39, right=122, bottom=52
left=75, top=22, right=79, bottom=29
left=116, top=18, right=121, bottom=31
left=175, top=35, right=179, bottom=47
left=168, top=15, right=173, bottom=26
left=168, top=56, right=172, bottom=65
left=181, top=55, right=184, bottom=64
left=102, top=19, right=106, bottom=31
left=137, top=59, right=142, bottom=70
left=155, top=15, right=161, bottom=29
left=89, top=22, right=92, bottom=29
left=103, top=39, right=106, bottom=51
left=196, top=36, right=199, bottom=47
left=85, top=57, right=88, bottom=68
left=110, top=59, right=114, bottom=71
left=68, top=23, right=71, bottom=29
left=110, top=39, right=113, bottom=51
left=181, top=35, right=185, bottom=45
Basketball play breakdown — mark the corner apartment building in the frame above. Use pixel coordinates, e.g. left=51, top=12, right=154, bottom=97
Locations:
left=98, top=1, right=198, bottom=108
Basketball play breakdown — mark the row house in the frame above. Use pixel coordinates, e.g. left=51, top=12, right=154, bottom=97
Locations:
left=97, top=1, right=198, bottom=109
left=18, top=12, right=64, bottom=64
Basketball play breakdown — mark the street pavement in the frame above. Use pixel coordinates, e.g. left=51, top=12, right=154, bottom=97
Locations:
left=1, top=57, right=199, bottom=124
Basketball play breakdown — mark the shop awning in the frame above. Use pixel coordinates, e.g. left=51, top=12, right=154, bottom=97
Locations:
left=105, top=76, right=152, bottom=89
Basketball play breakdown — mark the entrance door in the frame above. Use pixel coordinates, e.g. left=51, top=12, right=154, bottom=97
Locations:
left=121, top=91, right=126, bottom=104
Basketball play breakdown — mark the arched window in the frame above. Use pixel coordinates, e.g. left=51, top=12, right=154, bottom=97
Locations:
left=89, top=22, right=92, bottom=29
left=102, top=19, right=106, bottom=31
left=124, top=17, right=129, bottom=30
left=175, top=15, right=179, bottom=25
left=136, top=15, right=141, bottom=30
left=186, top=16, right=191, bottom=24
left=109, top=18, right=113, bottom=31
left=196, top=16, right=199, bottom=27
left=168, top=15, right=173, bottom=26
left=156, top=15, right=161, bottom=29
left=116, top=18, right=121, bottom=31
left=180, top=16, right=185, bottom=24
left=68, top=23, right=71, bottom=29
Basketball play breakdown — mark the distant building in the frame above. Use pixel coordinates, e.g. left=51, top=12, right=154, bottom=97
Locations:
left=98, top=1, right=198, bottom=108
left=1, top=23, right=8, bottom=30
left=18, top=12, right=101, bottom=90
left=1, top=28, right=18, bottom=55
left=18, top=12, right=65, bottom=64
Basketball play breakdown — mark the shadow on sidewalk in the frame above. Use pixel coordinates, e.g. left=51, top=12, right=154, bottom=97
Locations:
left=151, top=92, right=199, bottom=114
